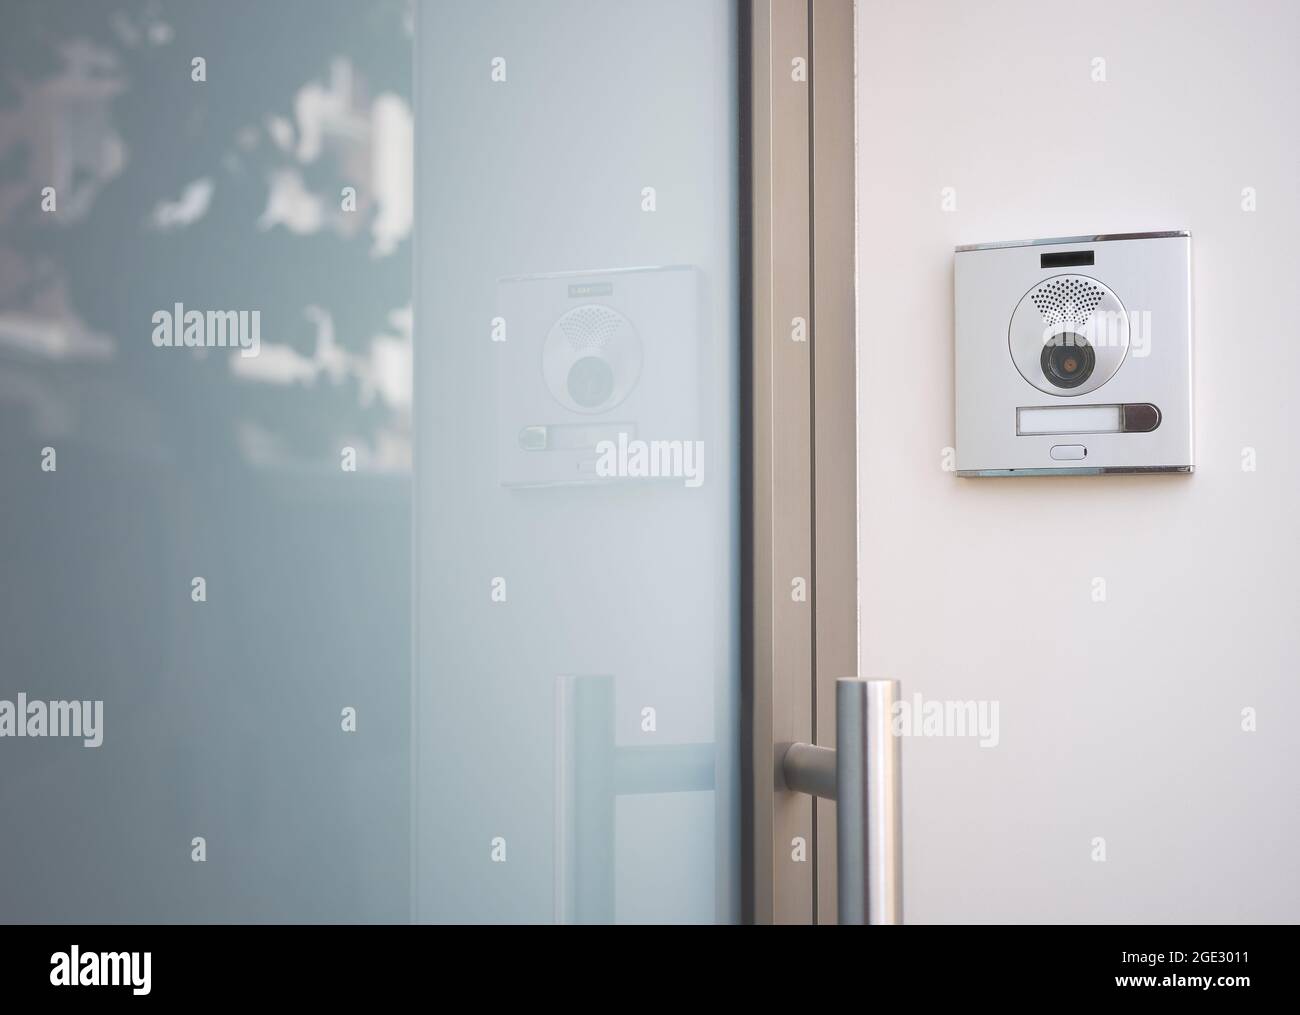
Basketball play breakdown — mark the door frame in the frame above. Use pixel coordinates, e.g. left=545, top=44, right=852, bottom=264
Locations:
left=744, top=0, right=858, bottom=925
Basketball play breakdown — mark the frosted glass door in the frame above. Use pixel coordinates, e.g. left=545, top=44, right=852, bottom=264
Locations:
left=412, top=0, right=742, bottom=923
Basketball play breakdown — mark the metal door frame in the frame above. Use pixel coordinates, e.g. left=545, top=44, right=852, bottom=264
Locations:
left=744, top=0, right=858, bottom=925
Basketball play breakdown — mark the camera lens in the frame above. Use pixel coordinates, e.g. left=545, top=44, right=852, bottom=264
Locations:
left=1040, top=333, right=1096, bottom=389
left=566, top=355, right=616, bottom=409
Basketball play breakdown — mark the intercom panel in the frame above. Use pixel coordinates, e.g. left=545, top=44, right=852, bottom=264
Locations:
left=496, top=265, right=701, bottom=487
left=954, top=232, right=1193, bottom=476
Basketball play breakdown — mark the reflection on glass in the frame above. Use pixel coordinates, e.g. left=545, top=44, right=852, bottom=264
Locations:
left=0, top=0, right=413, bottom=923
left=414, top=0, right=740, bottom=924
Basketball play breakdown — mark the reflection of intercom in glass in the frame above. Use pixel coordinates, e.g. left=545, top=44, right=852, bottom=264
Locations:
left=954, top=232, right=1193, bottom=476
left=496, top=266, right=701, bottom=487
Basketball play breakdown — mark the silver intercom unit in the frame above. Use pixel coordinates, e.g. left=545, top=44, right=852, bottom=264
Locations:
left=954, top=231, right=1193, bottom=476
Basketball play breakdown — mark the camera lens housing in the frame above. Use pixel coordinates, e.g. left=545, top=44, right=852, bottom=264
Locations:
left=541, top=303, right=643, bottom=414
left=1006, top=274, right=1129, bottom=398
left=1040, top=332, right=1096, bottom=389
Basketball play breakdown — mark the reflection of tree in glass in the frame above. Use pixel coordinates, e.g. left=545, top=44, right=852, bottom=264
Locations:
left=0, top=0, right=413, bottom=473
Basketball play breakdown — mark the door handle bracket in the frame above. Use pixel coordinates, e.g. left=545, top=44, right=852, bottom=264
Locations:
left=781, top=677, right=902, bottom=925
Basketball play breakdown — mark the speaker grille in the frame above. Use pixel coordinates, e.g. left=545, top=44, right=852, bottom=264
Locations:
left=1009, top=273, right=1129, bottom=398
left=557, top=304, right=626, bottom=350
left=1030, top=276, right=1105, bottom=327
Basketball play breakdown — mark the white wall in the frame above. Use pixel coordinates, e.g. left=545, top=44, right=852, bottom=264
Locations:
left=856, top=0, right=1300, bottom=922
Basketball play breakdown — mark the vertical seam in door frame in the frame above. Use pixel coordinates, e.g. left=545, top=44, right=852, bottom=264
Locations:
left=810, top=0, right=857, bottom=925
left=806, top=0, right=819, bottom=928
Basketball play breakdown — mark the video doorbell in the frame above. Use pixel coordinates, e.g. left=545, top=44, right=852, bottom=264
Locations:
left=954, top=231, right=1192, bottom=476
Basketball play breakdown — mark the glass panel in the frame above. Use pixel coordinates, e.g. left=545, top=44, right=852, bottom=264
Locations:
left=0, top=0, right=413, bottom=922
left=412, top=0, right=742, bottom=923
left=1, top=0, right=740, bottom=925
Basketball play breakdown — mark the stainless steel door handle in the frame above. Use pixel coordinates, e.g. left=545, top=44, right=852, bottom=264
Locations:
left=782, top=677, right=902, bottom=925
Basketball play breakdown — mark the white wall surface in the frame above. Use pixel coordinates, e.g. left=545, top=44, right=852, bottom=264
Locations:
left=856, top=0, right=1300, bottom=922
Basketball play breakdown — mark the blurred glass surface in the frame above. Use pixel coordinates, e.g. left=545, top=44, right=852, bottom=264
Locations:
left=0, top=0, right=413, bottom=922
left=1, top=0, right=739, bottom=924
left=413, top=0, right=740, bottom=924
